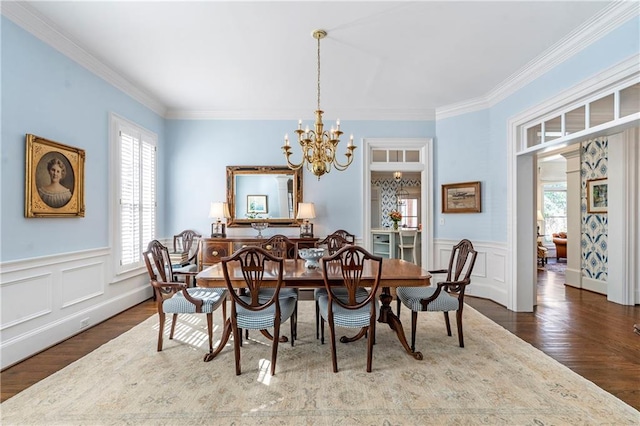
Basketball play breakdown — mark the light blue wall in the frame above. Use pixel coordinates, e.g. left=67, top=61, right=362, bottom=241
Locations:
left=164, top=119, right=434, bottom=239
left=0, top=17, right=166, bottom=262
left=2, top=12, right=637, bottom=261
left=435, top=16, right=639, bottom=243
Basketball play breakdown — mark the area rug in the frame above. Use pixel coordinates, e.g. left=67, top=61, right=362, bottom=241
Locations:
left=2, top=301, right=638, bottom=425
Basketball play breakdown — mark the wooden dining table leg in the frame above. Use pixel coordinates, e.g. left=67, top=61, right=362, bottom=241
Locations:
left=377, top=288, right=423, bottom=360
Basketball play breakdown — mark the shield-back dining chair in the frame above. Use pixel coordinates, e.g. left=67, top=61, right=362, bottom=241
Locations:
left=220, top=246, right=296, bottom=376
left=396, top=239, right=478, bottom=350
left=143, top=239, right=227, bottom=356
left=317, top=245, right=382, bottom=373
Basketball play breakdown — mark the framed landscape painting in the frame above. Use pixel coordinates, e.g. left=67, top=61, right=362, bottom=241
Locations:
left=247, top=194, right=268, bottom=214
left=587, top=178, right=608, bottom=213
left=442, top=181, right=481, bottom=213
left=25, top=134, right=85, bottom=218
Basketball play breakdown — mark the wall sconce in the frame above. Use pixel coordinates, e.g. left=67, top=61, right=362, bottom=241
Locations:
left=296, top=202, right=316, bottom=238
left=209, top=202, right=230, bottom=238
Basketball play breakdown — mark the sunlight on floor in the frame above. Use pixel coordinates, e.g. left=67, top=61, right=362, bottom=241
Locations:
left=256, top=358, right=272, bottom=385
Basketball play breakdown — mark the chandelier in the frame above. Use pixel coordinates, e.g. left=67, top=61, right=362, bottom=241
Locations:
left=282, top=29, right=356, bottom=179
left=394, top=171, right=408, bottom=206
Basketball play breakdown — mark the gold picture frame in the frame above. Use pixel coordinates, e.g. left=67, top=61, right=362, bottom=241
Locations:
left=25, top=134, right=85, bottom=218
left=442, top=181, right=481, bottom=213
left=587, top=178, right=608, bottom=213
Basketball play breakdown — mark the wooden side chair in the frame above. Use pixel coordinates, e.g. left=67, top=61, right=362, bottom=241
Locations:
left=318, top=245, right=382, bottom=373
left=171, top=229, right=202, bottom=286
left=330, top=229, right=356, bottom=244
left=396, top=239, right=478, bottom=350
left=142, top=239, right=227, bottom=355
left=220, top=246, right=296, bottom=376
left=313, top=233, right=362, bottom=339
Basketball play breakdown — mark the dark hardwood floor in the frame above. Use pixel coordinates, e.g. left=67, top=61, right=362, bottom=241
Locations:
left=2, top=262, right=639, bottom=410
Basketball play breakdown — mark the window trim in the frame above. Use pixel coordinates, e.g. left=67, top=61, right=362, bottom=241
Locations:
left=109, top=113, right=157, bottom=277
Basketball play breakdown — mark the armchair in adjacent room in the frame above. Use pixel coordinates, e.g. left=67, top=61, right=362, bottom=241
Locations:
left=552, top=232, right=567, bottom=261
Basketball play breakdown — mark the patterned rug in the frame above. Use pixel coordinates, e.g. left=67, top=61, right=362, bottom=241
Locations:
left=2, top=301, right=638, bottom=425
left=544, top=262, right=567, bottom=274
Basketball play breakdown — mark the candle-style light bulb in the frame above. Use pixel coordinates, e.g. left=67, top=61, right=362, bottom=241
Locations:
left=298, top=120, right=302, bottom=130
left=348, top=134, right=354, bottom=147
left=284, top=134, right=289, bottom=146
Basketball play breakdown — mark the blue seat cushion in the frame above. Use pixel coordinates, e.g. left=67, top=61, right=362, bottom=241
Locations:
left=173, top=263, right=197, bottom=274
left=317, top=294, right=378, bottom=329
left=396, top=286, right=459, bottom=312
left=258, top=287, right=298, bottom=300
left=163, top=287, right=226, bottom=314
left=235, top=295, right=297, bottom=330
left=314, top=286, right=368, bottom=301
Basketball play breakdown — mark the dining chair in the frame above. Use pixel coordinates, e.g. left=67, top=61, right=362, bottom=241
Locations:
left=396, top=239, right=478, bottom=350
left=142, top=239, right=227, bottom=354
left=221, top=246, right=296, bottom=376
left=171, top=229, right=202, bottom=286
left=313, top=232, right=362, bottom=340
left=330, top=229, right=356, bottom=244
left=255, top=234, right=299, bottom=343
left=318, top=245, right=382, bottom=373
left=397, top=229, right=418, bottom=264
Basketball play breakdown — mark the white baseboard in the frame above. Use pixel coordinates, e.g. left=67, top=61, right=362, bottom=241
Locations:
left=582, top=277, right=607, bottom=295
left=565, top=268, right=582, bottom=288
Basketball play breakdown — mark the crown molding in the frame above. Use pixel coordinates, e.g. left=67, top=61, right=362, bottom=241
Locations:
left=165, top=108, right=436, bottom=121
left=437, top=1, right=639, bottom=120
left=1, top=1, right=167, bottom=117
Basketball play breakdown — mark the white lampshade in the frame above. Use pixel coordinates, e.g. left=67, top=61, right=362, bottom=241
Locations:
left=209, top=202, right=230, bottom=219
left=296, top=202, right=316, bottom=220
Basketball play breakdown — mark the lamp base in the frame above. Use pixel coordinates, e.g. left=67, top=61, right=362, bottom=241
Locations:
left=299, top=222, right=314, bottom=238
left=211, top=222, right=226, bottom=238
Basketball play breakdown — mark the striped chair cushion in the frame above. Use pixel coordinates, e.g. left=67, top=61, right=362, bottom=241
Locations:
left=258, top=287, right=298, bottom=300
left=396, top=286, right=459, bottom=312
left=313, top=287, right=368, bottom=301
left=234, top=295, right=297, bottom=330
left=163, top=287, right=226, bottom=314
left=317, top=295, right=379, bottom=329
left=172, top=263, right=198, bottom=274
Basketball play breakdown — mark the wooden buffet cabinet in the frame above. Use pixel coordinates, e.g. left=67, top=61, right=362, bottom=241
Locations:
left=197, top=237, right=319, bottom=270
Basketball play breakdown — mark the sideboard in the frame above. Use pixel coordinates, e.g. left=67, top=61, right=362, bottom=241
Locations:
left=197, top=237, right=319, bottom=270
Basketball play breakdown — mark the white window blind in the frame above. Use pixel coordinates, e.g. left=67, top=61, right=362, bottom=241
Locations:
left=115, top=118, right=156, bottom=271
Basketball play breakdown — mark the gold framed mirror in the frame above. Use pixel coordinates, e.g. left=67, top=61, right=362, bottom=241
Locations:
left=226, top=165, right=303, bottom=227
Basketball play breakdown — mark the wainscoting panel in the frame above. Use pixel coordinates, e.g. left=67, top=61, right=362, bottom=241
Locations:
left=434, top=239, right=509, bottom=307
left=61, top=261, right=106, bottom=309
left=0, top=248, right=150, bottom=369
left=0, top=272, right=53, bottom=330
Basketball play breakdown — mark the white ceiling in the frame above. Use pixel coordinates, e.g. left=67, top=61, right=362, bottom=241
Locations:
left=10, top=1, right=620, bottom=119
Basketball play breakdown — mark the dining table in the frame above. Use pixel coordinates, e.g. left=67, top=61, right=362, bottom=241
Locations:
left=195, top=258, right=431, bottom=361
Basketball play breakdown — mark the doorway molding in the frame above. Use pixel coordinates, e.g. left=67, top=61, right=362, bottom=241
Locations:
left=362, top=138, right=433, bottom=269
left=507, top=57, right=639, bottom=311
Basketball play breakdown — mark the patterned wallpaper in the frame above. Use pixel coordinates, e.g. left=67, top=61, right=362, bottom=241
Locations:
left=372, top=178, right=421, bottom=228
left=581, top=138, right=608, bottom=281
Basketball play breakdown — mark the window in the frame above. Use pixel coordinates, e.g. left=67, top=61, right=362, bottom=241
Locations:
left=399, top=198, right=419, bottom=228
left=542, top=182, right=566, bottom=243
left=110, top=114, right=157, bottom=274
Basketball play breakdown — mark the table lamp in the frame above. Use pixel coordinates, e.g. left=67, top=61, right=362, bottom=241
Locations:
left=296, top=202, right=316, bottom=238
left=209, top=202, right=230, bottom=238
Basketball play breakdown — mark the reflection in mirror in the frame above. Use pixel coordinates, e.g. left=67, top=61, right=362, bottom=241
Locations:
left=226, top=166, right=303, bottom=227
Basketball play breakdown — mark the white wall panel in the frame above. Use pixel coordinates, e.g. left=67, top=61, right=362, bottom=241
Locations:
left=1, top=273, right=53, bottom=329
left=0, top=248, right=150, bottom=369
left=61, top=262, right=105, bottom=308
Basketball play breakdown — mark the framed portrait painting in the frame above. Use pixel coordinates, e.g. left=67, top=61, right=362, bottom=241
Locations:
left=587, top=178, right=608, bottom=213
left=25, top=134, right=85, bottom=218
left=441, top=181, right=482, bottom=213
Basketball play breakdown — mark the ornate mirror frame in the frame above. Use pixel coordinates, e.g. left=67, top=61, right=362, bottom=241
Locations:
left=226, top=165, right=303, bottom=227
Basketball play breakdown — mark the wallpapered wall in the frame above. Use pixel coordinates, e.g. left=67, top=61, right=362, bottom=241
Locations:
left=372, top=177, right=421, bottom=228
left=581, top=138, right=608, bottom=281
